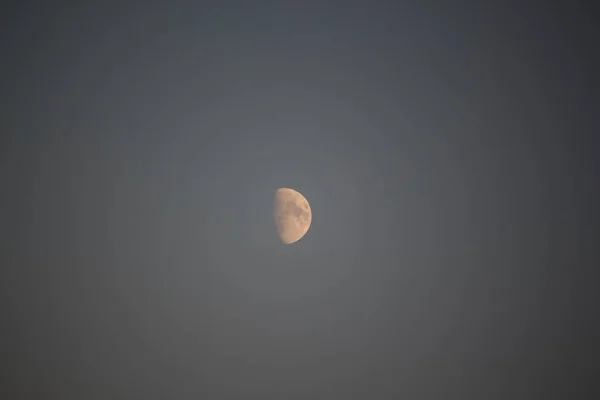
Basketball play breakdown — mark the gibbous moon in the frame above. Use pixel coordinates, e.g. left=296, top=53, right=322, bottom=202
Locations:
left=273, top=188, right=312, bottom=244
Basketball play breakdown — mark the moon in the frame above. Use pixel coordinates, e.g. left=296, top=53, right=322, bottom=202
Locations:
left=273, top=188, right=312, bottom=244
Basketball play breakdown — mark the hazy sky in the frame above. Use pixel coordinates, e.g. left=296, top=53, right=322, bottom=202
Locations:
left=1, top=1, right=598, bottom=398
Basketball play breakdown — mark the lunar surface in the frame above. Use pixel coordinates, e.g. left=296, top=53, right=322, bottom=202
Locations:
left=273, top=188, right=312, bottom=244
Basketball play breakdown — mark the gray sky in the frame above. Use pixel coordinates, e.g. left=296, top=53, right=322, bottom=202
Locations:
left=1, top=1, right=598, bottom=398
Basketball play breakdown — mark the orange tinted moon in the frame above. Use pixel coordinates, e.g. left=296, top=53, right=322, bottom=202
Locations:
left=273, top=188, right=312, bottom=244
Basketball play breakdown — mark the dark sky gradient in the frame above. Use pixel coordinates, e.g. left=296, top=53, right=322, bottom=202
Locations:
left=1, top=1, right=598, bottom=398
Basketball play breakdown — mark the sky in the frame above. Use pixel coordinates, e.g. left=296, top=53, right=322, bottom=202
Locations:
left=1, top=1, right=598, bottom=398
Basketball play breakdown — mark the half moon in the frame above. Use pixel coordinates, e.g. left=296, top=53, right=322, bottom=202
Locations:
left=273, top=188, right=312, bottom=244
